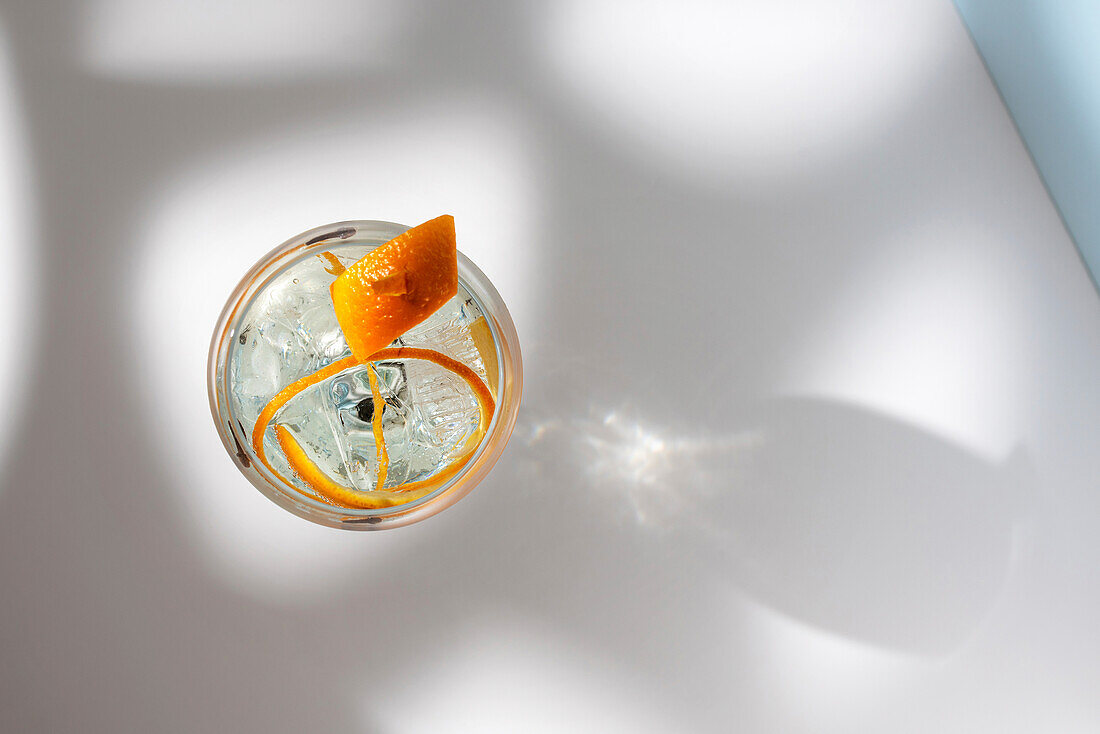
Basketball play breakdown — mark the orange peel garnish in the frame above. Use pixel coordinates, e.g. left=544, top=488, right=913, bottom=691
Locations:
left=468, top=316, right=499, bottom=397
left=366, top=363, right=389, bottom=490
left=250, top=216, right=495, bottom=511
left=318, top=251, right=346, bottom=276
left=254, top=347, right=495, bottom=509
left=331, top=215, right=457, bottom=361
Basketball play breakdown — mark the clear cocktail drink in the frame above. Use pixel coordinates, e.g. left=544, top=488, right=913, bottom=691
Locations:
left=208, top=220, right=521, bottom=529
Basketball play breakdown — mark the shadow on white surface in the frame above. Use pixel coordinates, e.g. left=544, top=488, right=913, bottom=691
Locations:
left=519, top=354, right=1033, bottom=654
left=80, top=0, right=409, bottom=82
left=786, top=223, right=1033, bottom=460
left=0, top=1, right=1097, bottom=733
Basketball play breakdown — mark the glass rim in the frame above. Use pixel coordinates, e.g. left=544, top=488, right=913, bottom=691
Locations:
left=207, top=219, right=523, bottom=530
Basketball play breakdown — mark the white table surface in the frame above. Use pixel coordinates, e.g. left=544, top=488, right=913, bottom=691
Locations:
left=1, top=1, right=1098, bottom=732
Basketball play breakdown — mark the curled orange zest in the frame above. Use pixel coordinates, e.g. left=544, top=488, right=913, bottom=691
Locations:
left=318, top=251, right=345, bottom=276
left=253, top=347, right=495, bottom=509
left=366, top=363, right=389, bottom=490
left=251, top=356, right=359, bottom=481
left=274, top=425, right=437, bottom=508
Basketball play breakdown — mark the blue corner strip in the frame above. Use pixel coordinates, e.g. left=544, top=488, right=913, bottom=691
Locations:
left=954, top=0, right=1100, bottom=291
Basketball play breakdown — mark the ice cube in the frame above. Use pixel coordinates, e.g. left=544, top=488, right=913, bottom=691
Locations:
left=400, top=294, right=488, bottom=451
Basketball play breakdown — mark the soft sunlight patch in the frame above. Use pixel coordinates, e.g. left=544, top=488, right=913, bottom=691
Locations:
left=743, top=599, right=916, bottom=729
left=132, top=100, right=537, bottom=601
left=0, top=19, right=35, bottom=475
left=783, top=225, right=1030, bottom=461
left=538, top=0, right=948, bottom=182
left=367, top=612, right=678, bottom=734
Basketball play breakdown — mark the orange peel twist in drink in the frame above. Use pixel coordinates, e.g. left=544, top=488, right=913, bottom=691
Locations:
left=249, top=216, right=496, bottom=509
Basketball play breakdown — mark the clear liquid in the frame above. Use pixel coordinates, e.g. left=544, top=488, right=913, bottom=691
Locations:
left=228, top=244, right=491, bottom=494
